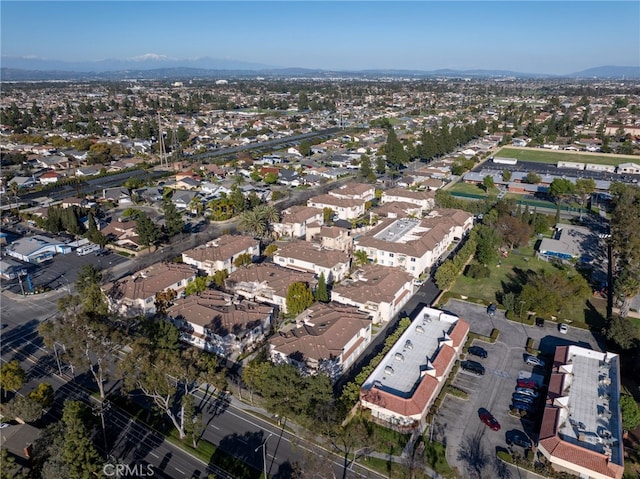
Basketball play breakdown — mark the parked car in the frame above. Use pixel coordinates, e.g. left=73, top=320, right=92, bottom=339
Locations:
left=512, top=401, right=534, bottom=412
left=515, top=387, right=539, bottom=398
left=461, top=360, right=485, bottom=376
left=513, top=393, right=535, bottom=405
left=559, top=323, right=568, bottom=334
left=535, top=317, right=545, bottom=327
left=468, top=346, right=488, bottom=359
left=0, top=423, right=9, bottom=429
left=487, top=303, right=497, bottom=316
left=517, top=378, right=537, bottom=389
left=525, top=355, right=546, bottom=367
left=508, top=432, right=533, bottom=448
left=479, top=412, right=501, bottom=431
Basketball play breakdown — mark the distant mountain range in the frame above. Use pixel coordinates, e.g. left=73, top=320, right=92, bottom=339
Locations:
left=1, top=55, right=639, bottom=81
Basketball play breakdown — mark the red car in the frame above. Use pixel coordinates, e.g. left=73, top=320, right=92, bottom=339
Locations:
left=517, top=379, right=537, bottom=389
left=480, top=412, right=501, bottom=431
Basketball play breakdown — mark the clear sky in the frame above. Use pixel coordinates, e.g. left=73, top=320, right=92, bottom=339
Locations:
left=2, top=1, right=639, bottom=74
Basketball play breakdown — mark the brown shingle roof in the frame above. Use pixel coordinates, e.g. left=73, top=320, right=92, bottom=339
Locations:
left=279, top=205, right=322, bottom=224
left=183, top=235, right=259, bottom=263
left=109, top=262, right=196, bottom=301
left=226, top=263, right=316, bottom=298
left=274, top=240, right=349, bottom=269
left=332, top=264, right=412, bottom=304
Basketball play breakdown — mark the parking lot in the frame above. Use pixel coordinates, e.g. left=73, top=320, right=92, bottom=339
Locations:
left=433, top=298, right=605, bottom=478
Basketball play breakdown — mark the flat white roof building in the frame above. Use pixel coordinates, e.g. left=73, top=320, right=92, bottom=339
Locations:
left=360, top=307, right=469, bottom=432
left=539, top=345, right=623, bottom=479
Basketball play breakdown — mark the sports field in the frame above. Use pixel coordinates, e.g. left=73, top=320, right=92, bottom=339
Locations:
left=496, top=147, right=636, bottom=166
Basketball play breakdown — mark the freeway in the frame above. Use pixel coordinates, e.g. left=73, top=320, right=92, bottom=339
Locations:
left=189, top=127, right=342, bottom=162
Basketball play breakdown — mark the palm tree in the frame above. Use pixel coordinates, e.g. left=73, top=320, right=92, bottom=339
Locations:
left=8, top=181, right=20, bottom=215
left=238, top=210, right=267, bottom=238
left=353, top=250, right=369, bottom=267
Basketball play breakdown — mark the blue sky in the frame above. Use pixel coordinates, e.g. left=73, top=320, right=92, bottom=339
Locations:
left=2, top=1, right=639, bottom=74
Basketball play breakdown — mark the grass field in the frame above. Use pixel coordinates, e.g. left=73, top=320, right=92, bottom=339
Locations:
left=496, top=147, right=635, bottom=166
left=448, top=182, right=490, bottom=196
left=448, top=241, right=599, bottom=325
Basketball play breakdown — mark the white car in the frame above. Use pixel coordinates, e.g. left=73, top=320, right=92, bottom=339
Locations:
left=559, top=323, right=568, bottom=334
left=0, top=423, right=10, bottom=429
left=525, top=355, right=546, bottom=368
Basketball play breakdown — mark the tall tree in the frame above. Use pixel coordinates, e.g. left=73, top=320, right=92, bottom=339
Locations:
left=574, top=178, right=595, bottom=220
left=162, top=199, right=184, bottom=237
left=61, top=401, right=102, bottom=478
left=0, top=360, right=26, bottom=398
left=74, top=264, right=107, bottom=316
left=136, top=213, right=160, bottom=251
left=286, top=282, right=314, bottom=317
left=482, top=175, right=495, bottom=192
left=315, top=273, right=329, bottom=303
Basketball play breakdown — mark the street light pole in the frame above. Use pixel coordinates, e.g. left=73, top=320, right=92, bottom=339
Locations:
left=254, top=433, right=273, bottom=479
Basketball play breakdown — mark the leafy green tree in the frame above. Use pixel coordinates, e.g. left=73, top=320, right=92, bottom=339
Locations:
left=323, top=207, right=335, bottom=224
left=383, top=126, right=408, bottom=171
left=315, top=273, right=329, bottom=302
left=574, top=178, right=595, bottom=219
left=182, top=394, right=204, bottom=448
left=286, top=282, right=314, bottom=317
left=495, top=215, right=532, bottom=250
left=29, top=382, right=54, bottom=409
left=233, top=253, right=253, bottom=269
left=353, top=250, right=369, bottom=267
left=482, top=175, right=495, bottom=192
left=524, top=172, right=541, bottom=184
left=238, top=205, right=279, bottom=238
left=0, top=360, right=26, bottom=397
left=242, top=360, right=272, bottom=405
left=136, top=212, right=160, bottom=251
left=620, top=395, right=640, bottom=431
left=605, top=316, right=639, bottom=350
left=61, top=401, right=102, bottom=479
left=475, top=225, right=501, bottom=265
left=212, top=269, right=229, bottom=288
left=39, top=304, right=124, bottom=400
left=185, top=276, right=210, bottom=296
left=359, top=154, right=375, bottom=182
left=435, top=260, right=457, bottom=290
left=74, top=264, right=107, bottom=316
left=375, top=155, right=386, bottom=175
left=501, top=170, right=512, bottom=182
left=264, top=244, right=278, bottom=257
left=1, top=395, right=44, bottom=423
left=264, top=172, right=278, bottom=184
left=163, top=199, right=184, bottom=237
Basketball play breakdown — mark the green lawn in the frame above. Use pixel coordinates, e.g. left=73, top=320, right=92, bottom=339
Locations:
left=448, top=241, right=598, bottom=325
left=448, top=182, right=489, bottom=196
left=496, top=147, right=633, bottom=166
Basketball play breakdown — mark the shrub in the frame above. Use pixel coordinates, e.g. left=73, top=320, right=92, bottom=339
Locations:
left=497, top=450, right=514, bottom=464
left=490, top=328, right=500, bottom=342
left=465, top=263, right=490, bottom=279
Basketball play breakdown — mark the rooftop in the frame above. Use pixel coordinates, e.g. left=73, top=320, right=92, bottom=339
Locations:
left=374, top=218, right=421, bottom=243
left=362, top=307, right=460, bottom=397
left=556, top=347, right=622, bottom=466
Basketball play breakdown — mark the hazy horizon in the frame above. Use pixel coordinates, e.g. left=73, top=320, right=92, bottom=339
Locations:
left=2, top=1, right=639, bottom=75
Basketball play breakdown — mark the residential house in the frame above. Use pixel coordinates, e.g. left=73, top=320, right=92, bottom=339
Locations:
left=35, top=155, right=70, bottom=170
left=182, top=235, right=260, bottom=276
left=8, top=176, right=37, bottom=189
left=278, top=169, right=301, bottom=187
left=538, top=345, right=623, bottom=479
left=360, top=307, right=469, bottom=432
left=75, top=166, right=101, bottom=177
left=272, top=240, right=350, bottom=283
left=101, top=219, right=140, bottom=250
left=354, top=209, right=474, bottom=278
left=172, top=190, right=197, bottom=209
left=381, top=188, right=436, bottom=212
left=167, top=290, right=274, bottom=359
left=269, top=302, right=372, bottom=381
left=102, top=187, right=132, bottom=205
left=272, top=205, right=323, bottom=239
left=105, top=262, right=197, bottom=317
left=306, top=225, right=352, bottom=253
left=331, top=264, right=414, bottom=324
left=307, top=194, right=366, bottom=221
left=59, top=196, right=88, bottom=209
left=38, top=171, right=62, bottom=185
left=330, top=183, right=376, bottom=202
left=225, top=263, right=317, bottom=314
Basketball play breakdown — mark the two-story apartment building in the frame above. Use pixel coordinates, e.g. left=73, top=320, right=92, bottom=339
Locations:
left=306, top=225, right=352, bottom=253
left=167, top=290, right=274, bottom=359
left=331, top=264, right=414, bottom=324
left=269, top=302, right=372, bottom=382
left=272, top=240, right=350, bottom=283
left=272, top=205, right=323, bottom=239
left=182, top=235, right=260, bottom=276
left=225, top=263, right=317, bottom=314
left=380, top=188, right=436, bottom=212
left=329, top=183, right=376, bottom=202
left=354, top=209, right=474, bottom=278
left=307, top=194, right=365, bottom=221
left=105, top=262, right=197, bottom=317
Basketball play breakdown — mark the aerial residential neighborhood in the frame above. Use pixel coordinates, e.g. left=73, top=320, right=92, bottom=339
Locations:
left=1, top=2, right=639, bottom=478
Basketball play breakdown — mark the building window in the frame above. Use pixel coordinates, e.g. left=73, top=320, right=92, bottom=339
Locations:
left=410, top=257, right=416, bottom=262
left=146, top=297, right=153, bottom=303
left=389, top=253, right=394, bottom=258
left=176, top=280, right=182, bottom=287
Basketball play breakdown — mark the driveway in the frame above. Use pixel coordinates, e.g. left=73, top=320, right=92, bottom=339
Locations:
left=433, top=298, right=605, bottom=478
